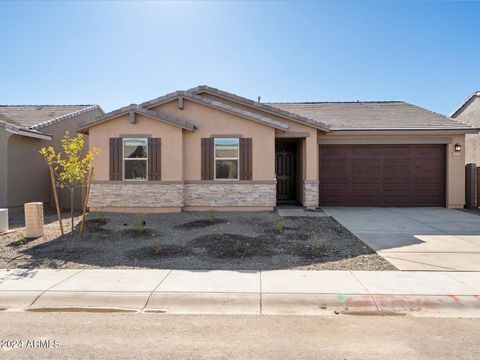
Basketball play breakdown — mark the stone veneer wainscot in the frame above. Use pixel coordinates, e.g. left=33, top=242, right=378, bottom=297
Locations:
left=89, top=181, right=277, bottom=210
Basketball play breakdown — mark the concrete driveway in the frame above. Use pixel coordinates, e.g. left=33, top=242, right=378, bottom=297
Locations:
left=323, top=207, right=480, bottom=271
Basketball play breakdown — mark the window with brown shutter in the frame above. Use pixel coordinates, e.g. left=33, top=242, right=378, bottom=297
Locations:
left=240, top=138, right=252, bottom=180
left=148, top=138, right=161, bottom=180
left=109, top=138, right=122, bottom=181
left=201, top=138, right=214, bottom=180
left=202, top=137, right=253, bottom=181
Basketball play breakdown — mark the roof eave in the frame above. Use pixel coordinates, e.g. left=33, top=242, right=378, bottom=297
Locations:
left=1, top=121, right=52, bottom=140
left=189, top=86, right=330, bottom=132
left=329, top=128, right=480, bottom=135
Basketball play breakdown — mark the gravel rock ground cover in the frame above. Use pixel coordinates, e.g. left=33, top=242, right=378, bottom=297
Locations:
left=0, top=210, right=395, bottom=270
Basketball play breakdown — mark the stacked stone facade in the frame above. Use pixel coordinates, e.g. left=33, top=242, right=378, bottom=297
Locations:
left=184, top=183, right=276, bottom=207
left=89, top=181, right=277, bottom=210
left=303, top=180, right=319, bottom=209
left=89, top=183, right=184, bottom=208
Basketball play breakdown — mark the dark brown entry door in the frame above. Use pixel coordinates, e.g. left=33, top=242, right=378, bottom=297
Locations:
left=319, top=144, right=446, bottom=207
left=276, top=143, right=296, bottom=200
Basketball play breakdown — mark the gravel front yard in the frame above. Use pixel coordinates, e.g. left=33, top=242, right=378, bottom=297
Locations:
left=0, top=210, right=395, bottom=270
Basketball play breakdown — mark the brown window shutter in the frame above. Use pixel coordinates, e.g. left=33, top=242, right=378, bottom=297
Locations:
left=109, top=138, right=122, bottom=181
left=201, top=138, right=214, bottom=180
left=240, top=138, right=252, bottom=180
left=148, top=138, right=161, bottom=181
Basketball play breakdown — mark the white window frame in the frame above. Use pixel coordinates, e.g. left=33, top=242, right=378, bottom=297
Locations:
left=122, top=138, right=148, bottom=181
left=214, top=138, right=240, bottom=181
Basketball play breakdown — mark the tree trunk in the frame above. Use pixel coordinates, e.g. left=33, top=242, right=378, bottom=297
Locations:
left=70, top=186, right=75, bottom=235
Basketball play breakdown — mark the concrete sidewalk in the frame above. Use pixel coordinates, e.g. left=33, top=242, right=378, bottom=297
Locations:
left=1, top=269, right=480, bottom=317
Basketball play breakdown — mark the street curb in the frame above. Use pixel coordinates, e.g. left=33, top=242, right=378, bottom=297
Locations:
left=2, top=291, right=480, bottom=317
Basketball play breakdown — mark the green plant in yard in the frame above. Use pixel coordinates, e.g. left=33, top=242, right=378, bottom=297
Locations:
left=151, top=240, right=163, bottom=255
left=132, top=215, right=146, bottom=234
left=98, top=212, right=106, bottom=224
left=209, top=210, right=217, bottom=223
left=17, top=233, right=26, bottom=245
left=40, top=131, right=99, bottom=234
left=233, top=240, right=244, bottom=256
left=216, top=225, right=225, bottom=240
left=309, top=240, right=325, bottom=252
left=275, top=218, right=285, bottom=232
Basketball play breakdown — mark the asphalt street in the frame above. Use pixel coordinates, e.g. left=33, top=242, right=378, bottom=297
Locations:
left=0, top=313, right=479, bottom=360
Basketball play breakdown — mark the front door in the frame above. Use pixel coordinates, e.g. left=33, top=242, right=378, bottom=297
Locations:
left=275, top=142, right=296, bottom=201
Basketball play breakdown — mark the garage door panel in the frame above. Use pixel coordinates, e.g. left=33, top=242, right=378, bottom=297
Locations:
left=320, top=183, right=350, bottom=191
left=322, top=172, right=348, bottom=182
left=351, top=183, right=381, bottom=191
left=413, top=146, right=445, bottom=156
left=382, top=183, right=411, bottom=191
left=353, top=147, right=382, bottom=156
left=352, top=159, right=380, bottom=171
left=382, top=147, right=413, bottom=156
left=320, top=147, right=350, bottom=157
left=383, top=159, right=411, bottom=169
left=352, top=172, right=380, bottom=181
left=319, top=144, right=445, bottom=207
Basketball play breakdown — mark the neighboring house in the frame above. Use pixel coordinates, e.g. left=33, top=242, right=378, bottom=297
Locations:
left=77, top=86, right=477, bottom=212
left=450, top=91, right=480, bottom=165
left=0, top=105, right=104, bottom=211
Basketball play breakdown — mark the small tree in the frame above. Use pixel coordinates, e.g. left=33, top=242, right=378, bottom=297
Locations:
left=40, top=131, right=99, bottom=234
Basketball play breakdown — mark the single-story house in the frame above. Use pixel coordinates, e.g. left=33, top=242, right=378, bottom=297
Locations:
left=450, top=91, right=480, bottom=165
left=77, top=86, right=478, bottom=212
left=0, top=105, right=104, bottom=211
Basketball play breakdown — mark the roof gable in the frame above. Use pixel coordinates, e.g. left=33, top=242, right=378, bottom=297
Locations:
left=140, top=91, right=289, bottom=130
left=451, top=91, right=480, bottom=118
left=77, top=104, right=196, bottom=133
left=188, top=85, right=329, bottom=132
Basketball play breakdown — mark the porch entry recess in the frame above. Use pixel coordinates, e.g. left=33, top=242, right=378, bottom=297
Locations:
left=275, top=142, right=297, bottom=201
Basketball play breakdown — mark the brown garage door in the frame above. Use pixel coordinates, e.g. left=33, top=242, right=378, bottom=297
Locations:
left=319, top=144, right=446, bottom=207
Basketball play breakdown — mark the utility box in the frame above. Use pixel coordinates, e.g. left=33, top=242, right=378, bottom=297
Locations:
left=0, top=209, right=8, bottom=234
left=24, top=202, right=44, bottom=238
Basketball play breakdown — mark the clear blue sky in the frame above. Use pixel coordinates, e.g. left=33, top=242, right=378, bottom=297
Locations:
left=1, top=1, right=479, bottom=115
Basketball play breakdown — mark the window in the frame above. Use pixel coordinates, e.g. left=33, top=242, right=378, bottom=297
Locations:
left=123, top=138, right=147, bottom=180
left=214, top=138, right=239, bottom=180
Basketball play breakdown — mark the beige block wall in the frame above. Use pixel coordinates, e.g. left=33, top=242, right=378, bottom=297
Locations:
left=317, top=133, right=466, bottom=208
left=4, top=108, right=102, bottom=211
left=42, top=108, right=103, bottom=210
left=7, top=134, right=50, bottom=208
left=0, top=128, right=10, bottom=208
left=90, top=114, right=183, bottom=181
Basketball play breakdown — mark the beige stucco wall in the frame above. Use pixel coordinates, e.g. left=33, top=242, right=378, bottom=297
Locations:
left=90, top=114, right=183, bottom=181
left=452, top=96, right=480, bottom=165
left=150, top=100, right=276, bottom=181
left=317, top=133, right=466, bottom=208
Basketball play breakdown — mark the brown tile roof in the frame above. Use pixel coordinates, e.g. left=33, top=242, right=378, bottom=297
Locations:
left=268, top=101, right=477, bottom=131
left=0, top=105, right=101, bottom=129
